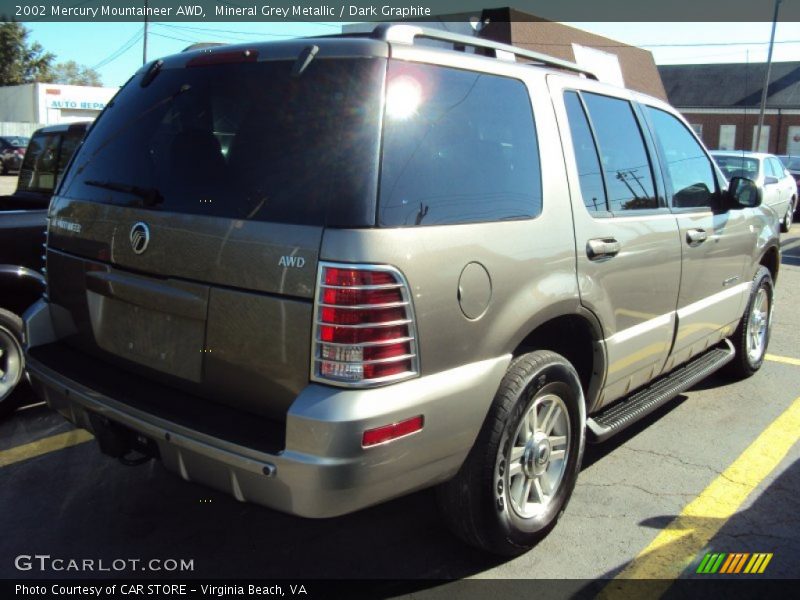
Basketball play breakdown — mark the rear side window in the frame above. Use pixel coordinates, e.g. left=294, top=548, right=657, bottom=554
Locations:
left=59, top=58, right=386, bottom=227
left=646, top=107, right=717, bottom=209
left=17, top=132, right=61, bottom=194
left=57, top=129, right=84, bottom=179
left=765, top=159, right=779, bottom=178
left=564, top=91, right=607, bottom=212
left=379, top=63, right=542, bottom=227
left=767, top=158, right=785, bottom=178
left=581, top=93, right=658, bottom=212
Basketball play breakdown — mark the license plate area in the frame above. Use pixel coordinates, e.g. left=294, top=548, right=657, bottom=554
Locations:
left=86, top=292, right=205, bottom=383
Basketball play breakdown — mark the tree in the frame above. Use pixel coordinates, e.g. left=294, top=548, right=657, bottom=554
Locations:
left=49, top=60, right=103, bottom=86
left=0, top=21, right=54, bottom=86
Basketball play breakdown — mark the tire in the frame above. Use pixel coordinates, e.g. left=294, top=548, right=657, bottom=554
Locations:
left=0, top=308, right=25, bottom=419
left=780, top=201, right=793, bottom=233
left=726, top=266, right=773, bottom=379
left=436, top=350, right=586, bottom=555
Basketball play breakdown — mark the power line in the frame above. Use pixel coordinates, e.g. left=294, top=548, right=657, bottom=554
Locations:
left=644, top=39, right=800, bottom=48
left=91, top=27, right=143, bottom=70
left=517, top=39, right=800, bottom=49
left=152, top=23, right=280, bottom=43
left=155, top=22, right=324, bottom=39
left=150, top=28, right=260, bottom=46
left=149, top=31, right=204, bottom=44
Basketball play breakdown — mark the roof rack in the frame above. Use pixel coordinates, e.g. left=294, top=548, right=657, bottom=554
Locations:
left=371, top=24, right=596, bottom=80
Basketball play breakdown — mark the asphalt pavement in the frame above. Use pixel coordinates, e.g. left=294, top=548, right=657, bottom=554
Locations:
left=1, top=220, right=799, bottom=595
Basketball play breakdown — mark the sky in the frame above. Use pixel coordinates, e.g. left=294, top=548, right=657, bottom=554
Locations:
left=25, top=20, right=800, bottom=88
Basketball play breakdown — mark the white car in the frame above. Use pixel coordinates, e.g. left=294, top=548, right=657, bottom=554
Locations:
left=712, top=151, right=797, bottom=233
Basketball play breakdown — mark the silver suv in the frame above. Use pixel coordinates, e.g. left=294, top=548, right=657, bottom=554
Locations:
left=24, top=25, right=780, bottom=555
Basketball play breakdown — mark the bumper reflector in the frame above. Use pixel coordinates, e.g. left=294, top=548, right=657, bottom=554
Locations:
left=362, top=415, right=424, bottom=447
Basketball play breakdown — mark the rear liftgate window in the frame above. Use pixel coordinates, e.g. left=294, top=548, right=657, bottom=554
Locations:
left=59, top=57, right=386, bottom=227
left=378, top=62, right=543, bottom=226
left=18, top=131, right=61, bottom=194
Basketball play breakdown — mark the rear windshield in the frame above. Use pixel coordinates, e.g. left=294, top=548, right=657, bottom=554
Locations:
left=59, top=57, right=385, bottom=227
left=779, top=156, right=800, bottom=170
left=712, top=155, right=759, bottom=180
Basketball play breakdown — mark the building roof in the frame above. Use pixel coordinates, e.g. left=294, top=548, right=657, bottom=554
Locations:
left=504, top=9, right=667, bottom=100
left=658, top=62, right=800, bottom=109
left=344, top=7, right=668, bottom=101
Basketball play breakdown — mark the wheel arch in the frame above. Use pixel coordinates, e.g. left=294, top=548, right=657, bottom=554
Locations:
left=0, top=265, right=46, bottom=315
left=510, top=309, right=606, bottom=413
left=758, top=244, right=780, bottom=285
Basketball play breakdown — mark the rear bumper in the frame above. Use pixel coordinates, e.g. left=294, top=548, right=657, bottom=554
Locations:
left=24, top=299, right=509, bottom=518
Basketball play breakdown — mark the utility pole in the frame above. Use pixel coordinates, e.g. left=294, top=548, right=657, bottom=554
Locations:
left=755, top=0, right=781, bottom=152
left=143, top=0, right=149, bottom=65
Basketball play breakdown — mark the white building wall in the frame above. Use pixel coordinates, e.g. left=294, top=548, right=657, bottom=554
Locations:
left=0, top=84, right=37, bottom=122
left=34, top=83, right=117, bottom=124
left=0, top=83, right=117, bottom=125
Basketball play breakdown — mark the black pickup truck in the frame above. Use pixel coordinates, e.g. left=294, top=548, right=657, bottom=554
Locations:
left=0, top=122, right=89, bottom=417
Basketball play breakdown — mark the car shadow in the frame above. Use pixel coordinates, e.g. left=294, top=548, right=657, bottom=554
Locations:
left=0, top=369, right=757, bottom=590
left=582, top=393, right=689, bottom=470
left=0, top=387, right=698, bottom=587
left=0, top=429, right=504, bottom=585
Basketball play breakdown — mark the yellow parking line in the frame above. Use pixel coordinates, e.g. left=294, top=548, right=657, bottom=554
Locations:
left=0, top=429, right=94, bottom=468
left=765, top=354, right=800, bottom=367
left=601, top=394, right=800, bottom=597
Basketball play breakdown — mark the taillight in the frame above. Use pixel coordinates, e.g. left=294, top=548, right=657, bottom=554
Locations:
left=312, top=262, right=419, bottom=386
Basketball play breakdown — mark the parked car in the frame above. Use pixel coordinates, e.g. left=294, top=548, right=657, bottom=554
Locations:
left=23, top=26, right=779, bottom=555
left=0, top=135, right=29, bottom=175
left=711, top=150, right=797, bottom=232
left=777, top=155, right=800, bottom=216
left=0, top=122, right=89, bottom=418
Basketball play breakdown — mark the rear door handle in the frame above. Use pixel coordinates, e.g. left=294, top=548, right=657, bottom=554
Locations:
left=686, top=228, right=708, bottom=245
left=587, top=238, right=621, bottom=260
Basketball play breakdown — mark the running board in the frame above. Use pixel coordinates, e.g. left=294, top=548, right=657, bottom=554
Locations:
left=586, top=340, right=735, bottom=443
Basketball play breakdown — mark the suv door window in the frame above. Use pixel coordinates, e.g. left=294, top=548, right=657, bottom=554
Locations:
left=646, top=107, right=717, bottom=209
left=564, top=91, right=608, bottom=213
left=581, top=92, right=658, bottom=212
left=379, top=62, right=542, bottom=226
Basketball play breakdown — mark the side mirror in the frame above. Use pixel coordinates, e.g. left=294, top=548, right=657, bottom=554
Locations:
left=764, top=176, right=779, bottom=185
left=727, top=176, right=761, bottom=209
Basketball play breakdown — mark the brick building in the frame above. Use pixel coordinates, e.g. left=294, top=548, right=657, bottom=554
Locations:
left=345, top=7, right=667, bottom=100
left=474, top=8, right=667, bottom=100
left=659, top=62, right=800, bottom=156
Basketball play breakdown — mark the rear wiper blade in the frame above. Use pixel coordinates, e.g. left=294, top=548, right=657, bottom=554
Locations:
left=84, top=179, right=164, bottom=207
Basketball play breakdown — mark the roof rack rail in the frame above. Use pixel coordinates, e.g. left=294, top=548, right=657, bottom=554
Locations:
left=371, top=24, right=596, bottom=80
